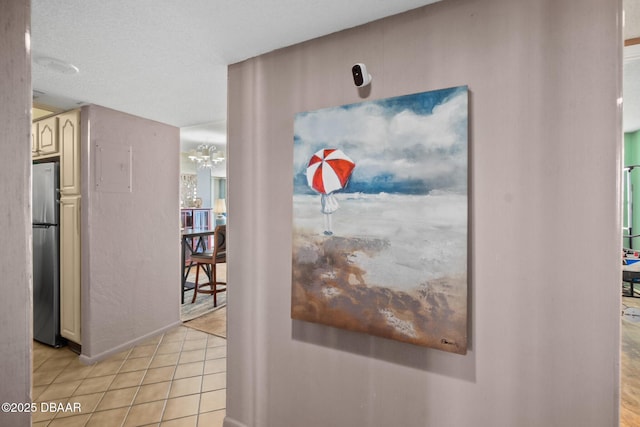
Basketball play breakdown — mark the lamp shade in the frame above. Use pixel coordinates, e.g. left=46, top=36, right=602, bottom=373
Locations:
left=214, top=198, right=226, bottom=214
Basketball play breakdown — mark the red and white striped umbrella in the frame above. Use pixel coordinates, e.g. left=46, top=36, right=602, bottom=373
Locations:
left=306, top=149, right=355, bottom=194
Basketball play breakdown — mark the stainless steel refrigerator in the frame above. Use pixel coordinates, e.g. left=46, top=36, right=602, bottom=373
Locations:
left=32, top=162, right=63, bottom=347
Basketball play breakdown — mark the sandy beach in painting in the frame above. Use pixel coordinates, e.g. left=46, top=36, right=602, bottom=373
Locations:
left=291, top=193, right=468, bottom=354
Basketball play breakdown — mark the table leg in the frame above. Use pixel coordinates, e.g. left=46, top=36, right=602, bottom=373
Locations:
left=182, top=236, right=198, bottom=304
left=181, top=236, right=187, bottom=304
left=182, top=232, right=215, bottom=304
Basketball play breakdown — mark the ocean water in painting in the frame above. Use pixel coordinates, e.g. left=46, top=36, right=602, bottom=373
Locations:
left=292, top=86, right=468, bottom=353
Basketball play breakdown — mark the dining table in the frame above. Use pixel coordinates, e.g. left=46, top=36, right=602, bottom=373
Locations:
left=623, top=259, right=640, bottom=298
left=181, top=227, right=216, bottom=304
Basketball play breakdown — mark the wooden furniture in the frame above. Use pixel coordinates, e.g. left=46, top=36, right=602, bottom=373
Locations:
left=180, top=208, right=212, bottom=229
left=190, top=225, right=226, bottom=307
left=181, top=227, right=216, bottom=304
left=58, top=110, right=82, bottom=344
left=60, top=195, right=81, bottom=343
left=33, top=109, right=82, bottom=345
left=59, top=110, right=81, bottom=196
left=181, top=208, right=213, bottom=251
left=32, top=116, right=58, bottom=158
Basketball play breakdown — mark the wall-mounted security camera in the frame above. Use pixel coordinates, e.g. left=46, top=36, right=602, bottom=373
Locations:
left=352, top=63, right=372, bottom=87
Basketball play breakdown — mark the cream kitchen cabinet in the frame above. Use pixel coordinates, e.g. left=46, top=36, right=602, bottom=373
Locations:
left=32, top=115, right=58, bottom=158
left=59, top=195, right=81, bottom=344
left=59, top=110, right=81, bottom=196
left=59, top=110, right=82, bottom=344
left=33, top=109, right=82, bottom=345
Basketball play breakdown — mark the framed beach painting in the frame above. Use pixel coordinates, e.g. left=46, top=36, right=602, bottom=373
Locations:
left=291, top=86, right=469, bottom=354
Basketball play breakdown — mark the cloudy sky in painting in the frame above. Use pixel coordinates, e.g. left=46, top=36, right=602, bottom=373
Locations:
left=293, top=86, right=468, bottom=195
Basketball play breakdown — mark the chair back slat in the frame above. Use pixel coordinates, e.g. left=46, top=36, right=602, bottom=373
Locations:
left=213, top=225, right=226, bottom=258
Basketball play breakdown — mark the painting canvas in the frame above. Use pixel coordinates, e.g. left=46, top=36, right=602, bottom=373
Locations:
left=291, top=86, right=468, bottom=354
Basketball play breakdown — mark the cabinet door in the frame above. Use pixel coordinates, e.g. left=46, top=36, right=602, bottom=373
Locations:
left=37, top=116, right=58, bottom=156
left=59, top=110, right=81, bottom=195
left=182, top=209, right=193, bottom=228
left=32, top=122, right=39, bottom=157
left=194, top=210, right=205, bottom=229
left=195, top=209, right=213, bottom=229
left=60, top=196, right=81, bottom=344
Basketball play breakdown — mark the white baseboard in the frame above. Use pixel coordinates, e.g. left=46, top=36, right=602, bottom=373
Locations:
left=78, top=320, right=182, bottom=364
left=224, top=416, right=248, bottom=427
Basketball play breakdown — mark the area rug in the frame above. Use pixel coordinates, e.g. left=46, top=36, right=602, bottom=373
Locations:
left=183, top=306, right=227, bottom=338
left=181, top=288, right=226, bottom=322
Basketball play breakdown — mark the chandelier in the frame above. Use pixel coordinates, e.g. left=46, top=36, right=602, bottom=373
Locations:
left=187, top=144, right=224, bottom=168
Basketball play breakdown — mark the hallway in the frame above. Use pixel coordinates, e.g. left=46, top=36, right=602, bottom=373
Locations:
left=31, top=327, right=226, bottom=426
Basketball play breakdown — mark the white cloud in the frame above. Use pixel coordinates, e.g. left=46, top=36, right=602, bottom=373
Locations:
left=294, top=90, right=468, bottom=192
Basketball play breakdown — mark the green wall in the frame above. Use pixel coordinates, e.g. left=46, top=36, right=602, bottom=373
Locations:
left=625, top=131, right=640, bottom=248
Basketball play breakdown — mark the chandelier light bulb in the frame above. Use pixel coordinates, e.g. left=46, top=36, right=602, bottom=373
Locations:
left=185, top=144, right=225, bottom=169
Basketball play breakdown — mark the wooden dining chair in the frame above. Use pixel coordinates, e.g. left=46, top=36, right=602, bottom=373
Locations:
left=191, top=224, right=226, bottom=306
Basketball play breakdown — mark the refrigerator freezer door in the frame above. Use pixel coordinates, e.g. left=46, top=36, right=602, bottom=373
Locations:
left=32, top=162, right=59, bottom=225
left=33, top=225, right=61, bottom=347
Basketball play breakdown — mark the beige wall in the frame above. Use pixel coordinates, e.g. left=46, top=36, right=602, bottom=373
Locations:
left=0, top=1, right=32, bottom=425
left=79, top=105, right=182, bottom=362
left=226, top=0, right=622, bottom=426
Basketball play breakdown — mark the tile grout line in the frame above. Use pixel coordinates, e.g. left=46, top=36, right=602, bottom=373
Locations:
left=118, top=335, right=163, bottom=427
left=33, top=325, right=226, bottom=427
left=159, top=330, right=188, bottom=424
left=166, top=329, right=205, bottom=423
left=86, top=333, right=165, bottom=426
left=53, top=343, right=140, bottom=426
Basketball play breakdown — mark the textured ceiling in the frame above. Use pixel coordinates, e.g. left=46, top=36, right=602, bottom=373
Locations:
left=627, top=0, right=640, bottom=40
left=31, top=0, right=441, bottom=147
left=31, top=1, right=640, bottom=137
left=625, top=47, right=640, bottom=133
left=626, top=0, right=640, bottom=133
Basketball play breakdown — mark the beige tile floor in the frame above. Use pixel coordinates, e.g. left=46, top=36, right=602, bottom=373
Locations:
left=29, top=294, right=640, bottom=426
left=32, top=326, right=226, bottom=427
left=622, top=295, right=640, bottom=427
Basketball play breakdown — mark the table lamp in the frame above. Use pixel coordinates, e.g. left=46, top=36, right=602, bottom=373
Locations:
left=214, top=198, right=227, bottom=225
